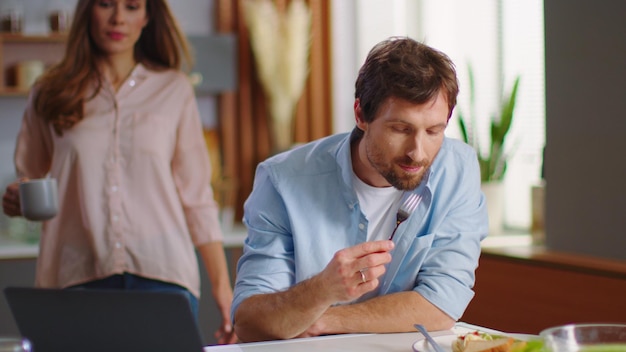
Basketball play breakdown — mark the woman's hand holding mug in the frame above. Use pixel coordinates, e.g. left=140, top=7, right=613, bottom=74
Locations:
left=2, top=177, right=58, bottom=221
left=2, top=180, right=23, bottom=217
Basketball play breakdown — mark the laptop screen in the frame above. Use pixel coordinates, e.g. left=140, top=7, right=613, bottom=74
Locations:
left=4, top=287, right=205, bottom=352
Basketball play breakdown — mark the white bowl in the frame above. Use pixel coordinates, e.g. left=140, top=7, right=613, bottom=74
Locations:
left=540, top=323, right=626, bottom=351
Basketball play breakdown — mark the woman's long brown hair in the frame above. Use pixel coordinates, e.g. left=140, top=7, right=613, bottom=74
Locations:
left=34, top=0, right=193, bottom=135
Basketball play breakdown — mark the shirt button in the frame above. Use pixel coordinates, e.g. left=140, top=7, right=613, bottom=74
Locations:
left=129, top=79, right=136, bottom=87
left=358, top=223, right=365, bottom=230
left=111, top=186, right=118, bottom=192
left=112, top=215, right=119, bottom=222
left=115, top=242, right=122, bottom=249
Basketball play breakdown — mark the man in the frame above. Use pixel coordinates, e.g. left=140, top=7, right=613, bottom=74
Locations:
left=232, top=37, right=488, bottom=342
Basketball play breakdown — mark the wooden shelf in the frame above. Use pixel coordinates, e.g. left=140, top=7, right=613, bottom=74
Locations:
left=0, top=34, right=67, bottom=97
left=0, top=33, right=68, bottom=43
left=0, top=87, right=29, bottom=96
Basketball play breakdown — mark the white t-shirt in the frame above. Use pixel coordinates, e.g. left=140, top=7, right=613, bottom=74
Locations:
left=352, top=171, right=404, bottom=241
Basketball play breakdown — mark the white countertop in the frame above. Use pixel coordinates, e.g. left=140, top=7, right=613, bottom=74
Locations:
left=0, top=223, right=249, bottom=260
left=0, top=233, right=40, bottom=259
left=481, top=233, right=532, bottom=248
left=203, top=322, right=526, bottom=352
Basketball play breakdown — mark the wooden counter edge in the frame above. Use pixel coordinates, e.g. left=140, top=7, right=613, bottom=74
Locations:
left=481, top=245, right=626, bottom=280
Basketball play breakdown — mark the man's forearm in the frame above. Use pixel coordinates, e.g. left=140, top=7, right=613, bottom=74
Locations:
left=233, top=239, right=396, bottom=341
left=310, top=291, right=455, bottom=335
left=233, top=275, right=336, bottom=342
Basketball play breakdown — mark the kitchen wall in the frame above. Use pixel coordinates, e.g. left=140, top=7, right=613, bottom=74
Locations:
left=544, top=0, right=626, bottom=261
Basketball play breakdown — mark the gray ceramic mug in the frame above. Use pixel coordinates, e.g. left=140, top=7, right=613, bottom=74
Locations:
left=19, top=178, right=58, bottom=221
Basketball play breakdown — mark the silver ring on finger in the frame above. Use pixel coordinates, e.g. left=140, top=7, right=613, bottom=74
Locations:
left=359, top=268, right=367, bottom=283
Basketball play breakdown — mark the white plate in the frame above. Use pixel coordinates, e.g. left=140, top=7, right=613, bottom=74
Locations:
left=412, top=334, right=457, bottom=352
left=411, top=331, right=539, bottom=352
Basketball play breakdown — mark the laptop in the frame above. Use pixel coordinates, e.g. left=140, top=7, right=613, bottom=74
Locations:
left=4, top=287, right=205, bottom=352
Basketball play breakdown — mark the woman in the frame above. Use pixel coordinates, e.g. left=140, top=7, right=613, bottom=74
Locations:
left=1, top=0, right=236, bottom=344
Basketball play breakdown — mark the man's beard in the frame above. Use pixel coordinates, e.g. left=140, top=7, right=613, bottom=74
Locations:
left=366, top=141, right=431, bottom=191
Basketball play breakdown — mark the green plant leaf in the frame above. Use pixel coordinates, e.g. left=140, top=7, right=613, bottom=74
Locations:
left=497, top=76, right=521, bottom=145
left=458, top=111, right=470, bottom=144
left=456, top=63, right=520, bottom=183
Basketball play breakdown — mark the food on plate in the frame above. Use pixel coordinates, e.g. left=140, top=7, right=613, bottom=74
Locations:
left=451, top=331, right=517, bottom=352
left=452, top=331, right=532, bottom=352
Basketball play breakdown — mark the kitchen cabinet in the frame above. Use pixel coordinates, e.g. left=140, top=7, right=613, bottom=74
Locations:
left=0, top=252, right=242, bottom=343
left=0, top=33, right=66, bottom=96
left=0, top=224, right=247, bottom=344
left=462, top=245, right=626, bottom=334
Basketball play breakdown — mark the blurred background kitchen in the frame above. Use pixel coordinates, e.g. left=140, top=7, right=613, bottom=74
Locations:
left=0, top=0, right=548, bottom=249
left=1, top=0, right=625, bottom=342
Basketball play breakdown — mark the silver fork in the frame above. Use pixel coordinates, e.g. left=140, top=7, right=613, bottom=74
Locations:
left=388, top=192, right=421, bottom=240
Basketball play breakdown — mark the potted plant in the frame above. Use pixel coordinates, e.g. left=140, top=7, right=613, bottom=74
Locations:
left=457, top=65, right=521, bottom=234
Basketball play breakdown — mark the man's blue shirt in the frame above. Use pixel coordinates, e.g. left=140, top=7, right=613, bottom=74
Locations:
left=232, top=132, right=488, bottom=321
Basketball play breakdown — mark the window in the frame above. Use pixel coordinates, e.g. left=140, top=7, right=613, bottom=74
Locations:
left=331, top=0, right=545, bottom=230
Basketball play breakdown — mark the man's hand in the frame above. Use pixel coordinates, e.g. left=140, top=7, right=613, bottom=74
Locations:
left=316, top=240, right=395, bottom=303
left=233, top=240, right=395, bottom=341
